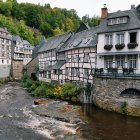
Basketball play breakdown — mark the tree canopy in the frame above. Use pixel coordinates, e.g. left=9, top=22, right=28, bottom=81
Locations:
left=0, top=0, right=100, bottom=45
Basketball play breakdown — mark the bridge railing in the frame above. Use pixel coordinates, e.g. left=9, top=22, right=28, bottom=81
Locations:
left=93, top=68, right=139, bottom=77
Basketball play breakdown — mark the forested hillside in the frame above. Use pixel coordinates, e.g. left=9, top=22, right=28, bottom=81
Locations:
left=0, top=0, right=100, bottom=45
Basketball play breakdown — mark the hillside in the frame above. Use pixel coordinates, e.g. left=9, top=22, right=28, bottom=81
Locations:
left=0, top=0, right=100, bottom=45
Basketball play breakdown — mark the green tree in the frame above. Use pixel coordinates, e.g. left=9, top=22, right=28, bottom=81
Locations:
left=53, top=27, right=64, bottom=36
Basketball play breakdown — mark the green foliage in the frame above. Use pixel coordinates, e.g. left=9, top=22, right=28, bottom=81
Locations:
left=21, top=76, right=83, bottom=102
left=61, top=83, right=82, bottom=98
left=120, top=101, right=128, bottom=114
left=0, top=1, right=100, bottom=39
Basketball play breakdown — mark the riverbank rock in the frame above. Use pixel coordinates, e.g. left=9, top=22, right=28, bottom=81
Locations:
left=33, top=100, right=82, bottom=124
left=34, top=99, right=49, bottom=105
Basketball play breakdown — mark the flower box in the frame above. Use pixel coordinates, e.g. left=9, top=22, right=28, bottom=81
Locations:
left=127, top=43, right=138, bottom=49
left=115, top=43, right=125, bottom=50
left=104, top=44, right=113, bottom=50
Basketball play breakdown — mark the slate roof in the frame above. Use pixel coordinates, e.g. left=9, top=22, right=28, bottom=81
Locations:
left=59, top=27, right=98, bottom=52
left=0, top=27, right=9, bottom=33
left=32, top=36, right=46, bottom=58
left=23, top=40, right=33, bottom=49
left=23, top=40, right=30, bottom=45
left=98, top=9, right=140, bottom=33
left=38, top=32, right=72, bottom=53
left=0, top=27, right=12, bottom=40
left=75, top=22, right=90, bottom=33
left=52, top=60, right=66, bottom=70
left=12, top=35, right=23, bottom=42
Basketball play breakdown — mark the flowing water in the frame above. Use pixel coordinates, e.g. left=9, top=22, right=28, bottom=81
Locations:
left=0, top=83, right=140, bottom=140
left=79, top=104, right=140, bottom=140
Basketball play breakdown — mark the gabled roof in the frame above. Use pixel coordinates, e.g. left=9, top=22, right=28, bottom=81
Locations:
left=98, top=9, right=140, bottom=33
left=0, top=27, right=9, bottom=34
left=59, top=27, right=98, bottom=52
left=108, top=11, right=129, bottom=19
left=23, top=40, right=30, bottom=45
left=52, top=60, right=66, bottom=70
left=38, top=32, right=72, bottom=53
left=75, top=23, right=90, bottom=33
left=12, top=35, right=23, bottom=42
left=32, top=36, right=46, bottom=58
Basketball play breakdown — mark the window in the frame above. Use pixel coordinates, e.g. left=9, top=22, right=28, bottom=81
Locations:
left=84, top=68, right=89, bottom=78
left=84, top=53, right=89, bottom=62
left=129, top=32, right=137, bottom=43
left=1, top=39, right=4, bottom=43
left=116, top=55, right=125, bottom=68
left=105, top=56, right=113, bottom=68
left=75, top=68, right=80, bottom=77
left=128, top=55, right=137, bottom=69
left=117, top=34, right=124, bottom=44
left=71, top=68, right=75, bottom=76
left=59, top=70, right=62, bottom=75
left=2, top=60, right=4, bottom=63
left=108, top=17, right=128, bottom=25
left=105, top=34, right=112, bottom=45
left=66, top=67, right=69, bottom=75
left=75, top=55, right=79, bottom=62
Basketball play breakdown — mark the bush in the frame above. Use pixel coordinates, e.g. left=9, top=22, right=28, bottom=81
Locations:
left=61, top=83, right=82, bottom=100
left=21, top=72, right=29, bottom=83
left=120, top=101, right=128, bottom=114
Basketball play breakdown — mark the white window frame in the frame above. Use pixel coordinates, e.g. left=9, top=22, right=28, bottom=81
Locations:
left=105, top=34, right=113, bottom=45
left=128, top=55, right=137, bottom=69
left=116, top=55, right=125, bottom=68
left=105, top=56, right=113, bottom=68
left=116, top=33, right=124, bottom=44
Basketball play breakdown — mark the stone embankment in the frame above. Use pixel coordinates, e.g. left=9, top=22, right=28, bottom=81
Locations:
left=91, top=77, right=140, bottom=117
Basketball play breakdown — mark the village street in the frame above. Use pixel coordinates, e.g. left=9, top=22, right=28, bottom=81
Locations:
left=0, top=83, right=82, bottom=140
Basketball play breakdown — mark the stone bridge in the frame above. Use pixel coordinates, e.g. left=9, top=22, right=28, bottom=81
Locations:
left=92, top=77, right=140, bottom=117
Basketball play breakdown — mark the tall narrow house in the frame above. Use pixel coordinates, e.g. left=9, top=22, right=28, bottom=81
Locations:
left=11, top=35, right=24, bottom=80
left=0, top=27, right=12, bottom=79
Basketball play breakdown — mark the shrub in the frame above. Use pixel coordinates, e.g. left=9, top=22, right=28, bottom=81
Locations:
left=120, top=101, right=128, bottom=114
left=21, top=72, right=29, bottom=83
left=61, top=83, right=82, bottom=100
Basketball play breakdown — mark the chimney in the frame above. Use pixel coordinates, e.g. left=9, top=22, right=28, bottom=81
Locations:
left=131, top=5, right=135, bottom=10
left=101, top=4, right=108, bottom=19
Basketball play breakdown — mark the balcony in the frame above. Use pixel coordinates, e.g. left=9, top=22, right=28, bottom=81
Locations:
left=94, top=68, right=139, bottom=78
left=127, top=43, right=138, bottom=49
left=115, top=43, right=125, bottom=50
left=104, top=44, right=113, bottom=50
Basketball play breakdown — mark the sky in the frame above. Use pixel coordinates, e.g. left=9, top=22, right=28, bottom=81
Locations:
left=17, top=0, right=140, bottom=17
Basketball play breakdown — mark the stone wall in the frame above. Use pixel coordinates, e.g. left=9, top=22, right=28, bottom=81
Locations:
left=92, top=77, right=140, bottom=117
left=24, top=57, right=38, bottom=77
left=11, top=60, right=23, bottom=80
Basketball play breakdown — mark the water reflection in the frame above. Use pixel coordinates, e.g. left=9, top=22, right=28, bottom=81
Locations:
left=80, top=104, right=140, bottom=140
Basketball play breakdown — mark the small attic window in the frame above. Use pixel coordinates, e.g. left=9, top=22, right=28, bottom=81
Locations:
left=108, top=17, right=128, bottom=25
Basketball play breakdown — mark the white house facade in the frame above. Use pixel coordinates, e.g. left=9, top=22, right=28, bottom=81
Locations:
left=96, top=5, right=140, bottom=75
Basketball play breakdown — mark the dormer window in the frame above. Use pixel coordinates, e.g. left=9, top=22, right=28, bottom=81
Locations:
left=108, top=17, right=128, bottom=25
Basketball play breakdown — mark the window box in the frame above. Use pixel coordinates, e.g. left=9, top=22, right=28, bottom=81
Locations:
left=115, top=43, right=125, bottom=50
left=127, top=43, right=138, bottom=49
left=104, top=44, right=113, bottom=50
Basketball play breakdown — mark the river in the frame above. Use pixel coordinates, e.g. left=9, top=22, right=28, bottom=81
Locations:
left=0, top=83, right=140, bottom=140
left=80, top=104, right=140, bottom=140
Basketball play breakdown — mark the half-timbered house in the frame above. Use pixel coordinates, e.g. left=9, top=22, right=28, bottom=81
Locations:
left=38, top=33, right=72, bottom=83
left=58, top=26, right=98, bottom=85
